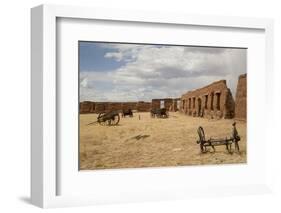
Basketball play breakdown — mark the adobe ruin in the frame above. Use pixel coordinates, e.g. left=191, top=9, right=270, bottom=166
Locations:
left=151, top=98, right=181, bottom=112
left=235, top=74, right=247, bottom=120
left=80, top=101, right=96, bottom=113
left=136, top=101, right=152, bottom=112
left=79, top=101, right=151, bottom=114
left=152, top=98, right=171, bottom=110
left=80, top=76, right=247, bottom=120
left=170, top=98, right=181, bottom=112
left=180, top=80, right=235, bottom=119
left=80, top=98, right=181, bottom=114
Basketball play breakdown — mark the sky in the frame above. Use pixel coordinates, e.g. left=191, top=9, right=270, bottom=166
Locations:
left=79, top=42, right=246, bottom=102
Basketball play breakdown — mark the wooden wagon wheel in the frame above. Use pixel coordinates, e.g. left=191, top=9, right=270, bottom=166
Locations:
left=97, top=112, right=107, bottom=126
left=234, top=135, right=240, bottom=152
left=197, top=126, right=205, bottom=142
left=197, top=126, right=206, bottom=153
left=109, top=113, right=120, bottom=126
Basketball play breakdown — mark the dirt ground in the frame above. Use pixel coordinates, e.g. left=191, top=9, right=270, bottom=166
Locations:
left=79, top=112, right=246, bottom=170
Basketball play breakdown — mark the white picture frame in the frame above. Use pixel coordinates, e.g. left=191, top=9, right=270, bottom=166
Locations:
left=31, top=4, right=274, bottom=208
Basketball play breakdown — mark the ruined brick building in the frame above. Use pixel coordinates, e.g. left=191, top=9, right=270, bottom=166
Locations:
left=235, top=74, right=247, bottom=120
left=80, top=98, right=180, bottom=114
left=180, top=80, right=235, bottom=119
left=79, top=101, right=151, bottom=113
left=152, top=98, right=168, bottom=109
left=170, top=98, right=181, bottom=112
left=80, top=75, right=246, bottom=120
left=151, top=98, right=180, bottom=111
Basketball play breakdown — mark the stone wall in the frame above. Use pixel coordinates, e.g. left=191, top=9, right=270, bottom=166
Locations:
left=235, top=74, right=247, bottom=120
left=180, top=80, right=235, bottom=119
left=80, top=98, right=179, bottom=113
left=151, top=99, right=161, bottom=109
left=136, top=101, right=151, bottom=112
left=122, top=102, right=138, bottom=111
left=170, top=98, right=181, bottom=112
left=164, top=98, right=173, bottom=110
left=80, top=101, right=95, bottom=113
left=94, top=102, right=109, bottom=113
left=79, top=101, right=150, bottom=113
left=151, top=98, right=179, bottom=111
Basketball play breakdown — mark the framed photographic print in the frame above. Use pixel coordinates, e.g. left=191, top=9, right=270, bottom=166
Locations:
left=31, top=4, right=274, bottom=208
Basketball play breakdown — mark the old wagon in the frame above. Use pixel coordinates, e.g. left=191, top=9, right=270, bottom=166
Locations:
left=122, top=108, right=133, bottom=117
left=150, top=108, right=169, bottom=118
left=196, top=122, right=240, bottom=153
left=87, top=110, right=120, bottom=126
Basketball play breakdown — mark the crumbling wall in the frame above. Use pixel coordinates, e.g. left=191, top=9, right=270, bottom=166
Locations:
left=224, top=89, right=235, bottom=119
left=79, top=101, right=150, bottom=113
left=94, top=102, right=109, bottom=113
left=164, top=98, right=173, bottom=110
left=108, top=102, right=123, bottom=111
left=151, top=98, right=179, bottom=111
left=235, top=74, right=247, bottom=120
left=122, top=102, right=138, bottom=111
left=79, top=101, right=95, bottom=114
left=180, top=80, right=235, bottom=119
left=136, top=101, right=151, bottom=112
left=170, top=98, right=181, bottom=112
left=151, top=99, right=160, bottom=109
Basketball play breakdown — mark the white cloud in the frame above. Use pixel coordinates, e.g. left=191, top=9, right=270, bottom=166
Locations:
left=104, top=52, right=123, bottom=61
left=80, top=45, right=246, bottom=102
left=80, top=77, right=88, bottom=88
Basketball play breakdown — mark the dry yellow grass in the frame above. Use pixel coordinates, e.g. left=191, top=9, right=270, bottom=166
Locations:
left=79, top=112, right=246, bottom=170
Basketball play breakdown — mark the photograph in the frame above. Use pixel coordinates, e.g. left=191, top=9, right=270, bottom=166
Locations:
left=79, top=41, right=247, bottom=170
